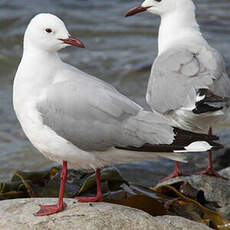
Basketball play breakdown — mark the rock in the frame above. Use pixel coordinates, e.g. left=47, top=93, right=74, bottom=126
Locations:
left=0, top=198, right=211, bottom=230
left=219, top=166, right=230, bottom=178
left=158, top=174, right=230, bottom=220
left=153, top=216, right=211, bottom=230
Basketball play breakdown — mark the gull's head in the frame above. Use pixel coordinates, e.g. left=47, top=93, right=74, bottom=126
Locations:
left=24, top=13, right=85, bottom=52
left=125, top=0, right=195, bottom=17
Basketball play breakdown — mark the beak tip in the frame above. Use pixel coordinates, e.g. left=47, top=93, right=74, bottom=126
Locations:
left=79, top=42, right=86, bottom=49
left=60, top=37, right=86, bottom=49
left=125, top=5, right=150, bottom=17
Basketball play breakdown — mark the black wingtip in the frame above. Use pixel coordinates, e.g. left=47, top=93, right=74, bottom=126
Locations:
left=211, top=144, right=224, bottom=151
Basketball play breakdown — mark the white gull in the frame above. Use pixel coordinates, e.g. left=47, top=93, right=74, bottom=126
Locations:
left=13, top=13, right=221, bottom=216
left=125, top=0, right=230, bottom=180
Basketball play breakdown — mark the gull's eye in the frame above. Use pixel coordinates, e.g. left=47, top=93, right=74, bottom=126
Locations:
left=155, top=0, right=162, bottom=2
left=45, top=28, right=52, bottom=33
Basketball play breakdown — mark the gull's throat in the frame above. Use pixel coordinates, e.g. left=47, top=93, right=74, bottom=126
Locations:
left=158, top=11, right=204, bottom=55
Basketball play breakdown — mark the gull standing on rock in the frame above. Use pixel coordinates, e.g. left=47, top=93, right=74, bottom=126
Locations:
left=14, top=13, right=222, bottom=216
left=125, top=0, right=230, bottom=181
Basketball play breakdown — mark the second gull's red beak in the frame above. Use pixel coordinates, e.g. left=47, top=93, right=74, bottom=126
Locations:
left=125, top=5, right=151, bottom=17
left=59, top=37, right=85, bottom=48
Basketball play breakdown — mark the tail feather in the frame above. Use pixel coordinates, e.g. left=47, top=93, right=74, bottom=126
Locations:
left=172, top=127, right=223, bottom=152
left=193, top=88, right=230, bottom=114
left=119, top=111, right=223, bottom=162
left=174, top=141, right=218, bottom=153
left=116, top=126, right=223, bottom=160
left=173, top=127, right=222, bottom=148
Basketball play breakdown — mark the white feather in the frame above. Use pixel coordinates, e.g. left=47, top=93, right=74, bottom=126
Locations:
left=174, top=141, right=212, bottom=153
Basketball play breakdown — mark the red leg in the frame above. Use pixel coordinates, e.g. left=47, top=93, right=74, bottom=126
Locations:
left=196, top=128, right=228, bottom=180
left=34, top=161, right=68, bottom=216
left=75, top=168, right=102, bottom=202
left=160, top=161, right=189, bottom=182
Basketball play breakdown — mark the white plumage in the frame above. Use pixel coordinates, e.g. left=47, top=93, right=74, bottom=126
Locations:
left=125, top=0, right=229, bottom=180
left=14, top=13, right=200, bottom=170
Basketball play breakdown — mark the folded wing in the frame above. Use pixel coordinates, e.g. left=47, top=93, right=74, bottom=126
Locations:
left=37, top=80, right=175, bottom=152
left=147, top=45, right=230, bottom=114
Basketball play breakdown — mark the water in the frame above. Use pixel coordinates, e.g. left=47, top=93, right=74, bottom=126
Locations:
left=0, top=0, right=230, bottom=182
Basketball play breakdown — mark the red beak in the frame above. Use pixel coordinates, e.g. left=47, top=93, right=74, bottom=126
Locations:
left=59, top=37, right=85, bottom=48
left=125, top=5, right=151, bottom=17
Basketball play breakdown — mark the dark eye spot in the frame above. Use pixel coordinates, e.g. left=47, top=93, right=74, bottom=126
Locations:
left=45, top=28, right=52, bottom=33
left=155, top=0, right=162, bottom=2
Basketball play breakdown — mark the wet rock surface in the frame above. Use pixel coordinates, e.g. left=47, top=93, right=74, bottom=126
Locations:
left=158, top=173, right=230, bottom=220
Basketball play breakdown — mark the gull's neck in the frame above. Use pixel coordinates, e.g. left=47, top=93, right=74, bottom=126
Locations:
left=17, top=40, right=62, bottom=84
left=23, top=42, right=61, bottom=66
left=14, top=42, right=62, bottom=99
left=158, top=10, right=207, bottom=55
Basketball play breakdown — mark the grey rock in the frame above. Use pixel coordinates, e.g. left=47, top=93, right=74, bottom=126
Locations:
left=0, top=198, right=211, bottom=230
left=219, top=166, right=230, bottom=178
left=158, top=174, right=230, bottom=220
left=153, top=216, right=212, bottom=230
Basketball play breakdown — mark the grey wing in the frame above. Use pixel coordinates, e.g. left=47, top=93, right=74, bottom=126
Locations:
left=37, top=81, right=174, bottom=152
left=206, top=48, right=230, bottom=98
left=147, top=46, right=230, bottom=114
